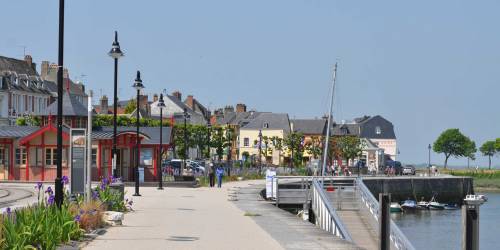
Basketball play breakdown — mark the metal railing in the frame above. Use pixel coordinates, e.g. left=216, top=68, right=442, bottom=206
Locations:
left=311, top=178, right=353, bottom=242
left=356, top=178, right=416, bottom=250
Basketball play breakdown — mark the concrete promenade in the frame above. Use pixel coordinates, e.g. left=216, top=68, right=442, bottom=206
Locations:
left=84, top=180, right=283, bottom=250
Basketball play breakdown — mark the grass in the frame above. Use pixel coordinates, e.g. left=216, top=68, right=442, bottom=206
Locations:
left=443, top=169, right=500, bottom=191
left=243, top=212, right=261, bottom=217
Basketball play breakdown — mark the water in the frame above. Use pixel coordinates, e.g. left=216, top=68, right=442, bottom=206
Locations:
left=392, top=193, right=500, bottom=250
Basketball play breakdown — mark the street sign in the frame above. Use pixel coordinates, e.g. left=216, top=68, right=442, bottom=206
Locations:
left=70, top=129, right=86, bottom=194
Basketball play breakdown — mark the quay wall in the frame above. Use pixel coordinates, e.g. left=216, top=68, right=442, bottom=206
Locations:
left=362, top=177, right=474, bottom=204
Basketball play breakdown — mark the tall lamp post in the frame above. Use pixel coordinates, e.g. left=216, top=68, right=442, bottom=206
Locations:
left=157, top=94, right=166, bottom=190
left=428, top=144, right=431, bottom=176
left=132, top=71, right=144, bottom=196
left=183, top=108, right=190, bottom=171
left=55, top=0, right=65, bottom=207
left=258, top=130, right=262, bottom=168
left=226, top=123, right=232, bottom=175
left=108, top=31, right=124, bottom=178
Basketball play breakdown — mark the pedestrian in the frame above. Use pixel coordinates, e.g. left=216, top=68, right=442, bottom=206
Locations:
left=216, top=165, right=224, bottom=188
left=208, top=162, right=215, bottom=187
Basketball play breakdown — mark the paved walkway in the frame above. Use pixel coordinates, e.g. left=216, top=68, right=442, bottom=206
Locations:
left=84, top=181, right=283, bottom=250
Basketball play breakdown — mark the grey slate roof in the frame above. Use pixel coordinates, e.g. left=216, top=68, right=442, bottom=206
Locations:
left=331, top=123, right=360, bottom=136
left=0, top=126, right=40, bottom=138
left=291, top=119, right=327, bottom=135
left=92, top=126, right=172, bottom=145
left=0, top=56, right=38, bottom=76
left=43, top=91, right=88, bottom=116
left=241, top=113, right=290, bottom=132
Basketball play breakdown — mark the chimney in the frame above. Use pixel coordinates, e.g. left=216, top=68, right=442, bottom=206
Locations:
left=186, top=95, right=194, bottom=109
left=41, top=61, right=49, bottom=79
left=224, top=105, right=234, bottom=114
left=139, top=94, right=148, bottom=111
left=172, top=91, right=182, bottom=101
left=236, top=103, right=247, bottom=113
left=153, top=94, right=158, bottom=102
left=100, top=95, right=109, bottom=114
left=24, top=55, right=36, bottom=71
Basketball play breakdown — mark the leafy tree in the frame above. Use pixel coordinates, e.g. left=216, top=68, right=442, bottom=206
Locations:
left=271, top=136, right=283, bottom=166
left=480, top=141, right=497, bottom=170
left=284, top=132, right=305, bottom=167
left=124, top=100, right=136, bottom=114
left=210, top=126, right=230, bottom=161
left=305, top=136, right=323, bottom=160
left=496, top=138, right=500, bottom=151
left=258, top=136, right=273, bottom=164
left=16, top=115, right=41, bottom=126
left=173, top=124, right=195, bottom=160
left=464, top=140, right=477, bottom=168
left=433, top=128, right=474, bottom=169
left=190, top=125, right=209, bottom=159
left=242, top=151, right=250, bottom=167
left=336, top=136, right=364, bottom=166
left=92, top=114, right=169, bottom=128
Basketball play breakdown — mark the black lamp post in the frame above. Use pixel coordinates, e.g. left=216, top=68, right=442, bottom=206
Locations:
left=206, top=120, right=211, bottom=159
left=183, top=108, right=190, bottom=171
left=132, top=71, right=144, bottom=196
left=428, top=144, right=431, bottom=176
left=157, top=94, right=166, bottom=190
left=55, top=0, right=65, bottom=208
left=108, top=31, right=124, bottom=178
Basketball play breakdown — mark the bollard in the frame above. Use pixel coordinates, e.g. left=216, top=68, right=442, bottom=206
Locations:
left=379, top=193, right=391, bottom=250
left=462, top=195, right=485, bottom=250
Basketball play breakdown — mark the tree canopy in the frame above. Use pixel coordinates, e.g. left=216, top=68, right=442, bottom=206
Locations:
left=480, top=140, right=497, bottom=169
left=124, top=100, right=136, bottom=114
left=433, top=128, right=475, bottom=169
left=336, top=136, right=364, bottom=166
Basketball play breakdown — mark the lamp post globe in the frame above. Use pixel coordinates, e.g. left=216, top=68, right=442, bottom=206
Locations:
left=157, top=94, right=166, bottom=190
left=108, top=31, right=124, bottom=179
left=132, top=71, right=144, bottom=197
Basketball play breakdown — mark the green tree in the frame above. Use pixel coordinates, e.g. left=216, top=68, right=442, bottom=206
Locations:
left=336, top=136, right=364, bottom=166
left=173, top=124, right=194, bottom=160
left=496, top=138, right=500, bottom=151
left=210, top=126, right=230, bottom=161
left=284, top=132, right=304, bottom=167
left=305, top=136, right=323, bottom=160
left=465, top=140, right=477, bottom=168
left=191, top=125, right=208, bottom=159
left=480, top=140, right=497, bottom=170
left=271, top=136, right=283, bottom=166
left=16, top=115, right=41, bottom=126
left=124, top=100, right=136, bottom=114
left=433, top=128, right=474, bottom=169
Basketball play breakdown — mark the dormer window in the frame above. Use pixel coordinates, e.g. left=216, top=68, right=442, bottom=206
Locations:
left=375, top=126, right=382, bottom=135
left=263, top=122, right=269, bottom=129
left=341, top=127, right=348, bottom=135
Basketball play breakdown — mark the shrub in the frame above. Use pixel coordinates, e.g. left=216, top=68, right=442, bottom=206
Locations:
left=69, top=200, right=105, bottom=232
left=94, top=177, right=130, bottom=212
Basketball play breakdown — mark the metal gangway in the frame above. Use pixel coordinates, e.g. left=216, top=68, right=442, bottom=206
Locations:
left=273, top=176, right=415, bottom=250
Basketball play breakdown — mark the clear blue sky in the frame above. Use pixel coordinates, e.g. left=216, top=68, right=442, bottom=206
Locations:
left=2, top=0, right=499, bottom=167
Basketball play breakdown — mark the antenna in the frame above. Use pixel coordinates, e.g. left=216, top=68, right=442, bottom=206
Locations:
left=17, top=45, right=27, bottom=57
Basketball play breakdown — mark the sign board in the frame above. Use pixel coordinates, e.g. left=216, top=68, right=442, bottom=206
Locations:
left=70, top=129, right=86, bottom=194
left=265, top=169, right=277, bottom=199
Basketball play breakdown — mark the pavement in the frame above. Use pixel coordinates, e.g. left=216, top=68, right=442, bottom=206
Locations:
left=84, top=180, right=284, bottom=250
left=0, top=183, right=38, bottom=211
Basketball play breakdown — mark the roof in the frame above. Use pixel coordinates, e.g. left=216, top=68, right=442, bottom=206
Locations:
left=0, top=56, right=38, bottom=76
left=43, top=91, right=88, bottom=116
left=291, top=119, right=327, bottom=135
left=92, top=126, right=172, bottom=144
left=0, top=126, right=40, bottom=138
left=331, top=123, right=360, bottom=136
left=241, top=113, right=290, bottom=132
left=42, top=67, right=86, bottom=96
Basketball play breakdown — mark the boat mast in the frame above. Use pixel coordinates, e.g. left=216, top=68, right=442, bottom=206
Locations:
left=321, top=63, right=337, bottom=176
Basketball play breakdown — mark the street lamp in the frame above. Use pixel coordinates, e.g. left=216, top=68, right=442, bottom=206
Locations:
left=206, top=119, right=211, bottom=159
left=132, top=71, right=144, bottom=196
left=157, top=94, right=166, bottom=190
left=108, top=31, right=124, bottom=178
left=183, top=108, right=190, bottom=173
left=55, top=0, right=65, bottom=208
left=258, top=129, right=262, bottom=168
left=226, top=123, right=232, bottom=176
left=428, top=144, right=431, bottom=176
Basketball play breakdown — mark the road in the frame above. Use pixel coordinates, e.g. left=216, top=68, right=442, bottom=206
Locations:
left=0, top=183, right=37, bottom=211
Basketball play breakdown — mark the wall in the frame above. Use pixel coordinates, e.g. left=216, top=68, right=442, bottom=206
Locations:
left=239, top=129, right=285, bottom=165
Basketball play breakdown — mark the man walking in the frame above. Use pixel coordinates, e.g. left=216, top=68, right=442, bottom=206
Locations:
left=208, top=162, right=215, bottom=187
left=216, top=165, right=224, bottom=188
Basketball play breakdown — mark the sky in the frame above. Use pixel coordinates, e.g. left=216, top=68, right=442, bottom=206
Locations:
left=1, top=0, right=499, bottom=167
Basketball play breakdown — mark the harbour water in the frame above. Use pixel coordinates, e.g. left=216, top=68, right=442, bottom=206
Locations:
left=392, top=193, right=500, bottom=250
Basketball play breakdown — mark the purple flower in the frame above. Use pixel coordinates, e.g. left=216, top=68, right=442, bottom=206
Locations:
left=6, top=207, right=11, bottom=215
left=79, top=209, right=85, bottom=215
left=92, top=190, right=99, bottom=200
left=47, top=194, right=55, bottom=205
left=45, top=187, right=53, bottom=195
left=74, top=214, right=81, bottom=222
left=128, top=200, right=133, bottom=206
left=35, top=182, right=43, bottom=190
left=61, top=176, right=69, bottom=185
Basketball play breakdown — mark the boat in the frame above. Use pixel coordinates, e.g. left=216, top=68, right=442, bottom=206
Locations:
left=390, top=202, right=402, bottom=213
left=428, top=196, right=445, bottom=210
left=400, top=199, right=417, bottom=211
left=417, top=197, right=429, bottom=210
left=444, top=203, right=460, bottom=210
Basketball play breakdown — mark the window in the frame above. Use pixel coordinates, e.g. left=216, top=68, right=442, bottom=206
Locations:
left=91, top=148, right=97, bottom=165
left=45, top=148, right=58, bottom=165
left=375, top=126, right=382, bottom=135
left=15, top=148, right=27, bottom=165
left=243, top=138, right=249, bottom=147
left=0, top=148, right=4, bottom=165
left=140, top=148, right=153, bottom=165
left=263, top=122, right=269, bottom=128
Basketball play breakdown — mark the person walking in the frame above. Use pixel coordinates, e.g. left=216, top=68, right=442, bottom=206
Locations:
left=208, top=162, right=215, bottom=187
left=216, top=165, right=224, bottom=188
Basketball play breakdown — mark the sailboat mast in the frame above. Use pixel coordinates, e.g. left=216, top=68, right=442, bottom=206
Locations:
left=321, top=63, right=337, bottom=176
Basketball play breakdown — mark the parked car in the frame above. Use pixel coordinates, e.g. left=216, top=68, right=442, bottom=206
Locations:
left=384, top=160, right=403, bottom=175
left=402, top=165, right=416, bottom=175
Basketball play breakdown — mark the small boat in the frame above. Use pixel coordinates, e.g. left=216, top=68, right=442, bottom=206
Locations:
left=401, top=199, right=417, bottom=211
left=390, top=202, right=402, bottom=213
left=428, top=197, right=445, bottom=210
left=444, top=203, right=460, bottom=210
left=417, top=201, right=429, bottom=210
left=464, top=194, right=488, bottom=204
